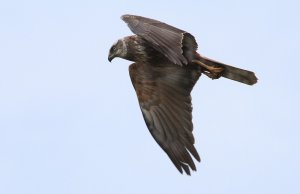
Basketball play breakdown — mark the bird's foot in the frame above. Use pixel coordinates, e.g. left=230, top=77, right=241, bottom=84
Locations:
left=192, top=60, right=224, bottom=80
left=202, top=71, right=221, bottom=79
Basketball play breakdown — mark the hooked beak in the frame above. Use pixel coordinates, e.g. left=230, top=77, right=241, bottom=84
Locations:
left=108, top=54, right=114, bottom=62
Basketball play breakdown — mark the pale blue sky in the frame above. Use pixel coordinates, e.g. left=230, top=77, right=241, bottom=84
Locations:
left=0, top=1, right=299, bottom=194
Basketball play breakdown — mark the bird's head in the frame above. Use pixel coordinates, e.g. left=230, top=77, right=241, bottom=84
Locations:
left=108, top=39, right=127, bottom=62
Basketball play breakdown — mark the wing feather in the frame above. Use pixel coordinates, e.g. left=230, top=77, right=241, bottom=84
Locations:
left=129, top=62, right=201, bottom=175
left=122, top=14, right=198, bottom=66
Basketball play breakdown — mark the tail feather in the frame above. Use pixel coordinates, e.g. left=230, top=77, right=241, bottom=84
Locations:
left=199, top=56, right=258, bottom=85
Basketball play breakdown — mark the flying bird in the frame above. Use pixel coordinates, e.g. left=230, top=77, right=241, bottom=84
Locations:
left=108, top=14, right=257, bottom=175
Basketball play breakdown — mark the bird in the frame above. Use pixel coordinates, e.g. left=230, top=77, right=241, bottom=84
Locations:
left=108, top=14, right=257, bottom=175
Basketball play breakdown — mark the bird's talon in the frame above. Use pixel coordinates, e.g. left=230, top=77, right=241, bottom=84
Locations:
left=192, top=60, right=223, bottom=79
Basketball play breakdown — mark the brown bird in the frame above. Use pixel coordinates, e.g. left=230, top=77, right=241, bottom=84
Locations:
left=108, top=14, right=257, bottom=175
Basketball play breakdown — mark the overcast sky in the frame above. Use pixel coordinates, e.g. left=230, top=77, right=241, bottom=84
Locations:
left=0, top=1, right=299, bottom=194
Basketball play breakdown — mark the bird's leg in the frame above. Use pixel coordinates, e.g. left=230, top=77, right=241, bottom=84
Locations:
left=192, top=60, right=224, bottom=79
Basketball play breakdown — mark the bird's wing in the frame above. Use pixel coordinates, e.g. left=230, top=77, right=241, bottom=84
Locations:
left=129, top=62, right=201, bottom=175
left=122, top=14, right=198, bottom=66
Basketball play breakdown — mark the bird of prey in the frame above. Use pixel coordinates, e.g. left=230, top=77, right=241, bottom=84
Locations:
left=108, top=14, right=257, bottom=175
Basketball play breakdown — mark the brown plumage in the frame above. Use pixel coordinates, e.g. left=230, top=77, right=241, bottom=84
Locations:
left=108, top=14, right=258, bottom=175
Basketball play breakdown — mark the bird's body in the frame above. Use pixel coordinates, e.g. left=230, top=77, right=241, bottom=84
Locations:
left=108, top=14, right=257, bottom=175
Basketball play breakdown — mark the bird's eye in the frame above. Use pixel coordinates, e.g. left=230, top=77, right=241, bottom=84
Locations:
left=110, top=45, right=117, bottom=52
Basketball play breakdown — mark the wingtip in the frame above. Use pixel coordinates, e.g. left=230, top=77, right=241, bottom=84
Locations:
left=182, top=164, right=191, bottom=175
left=194, top=153, right=201, bottom=162
left=121, top=14, right=134, bottom=21
left=120, top=14, right=128, bottom=20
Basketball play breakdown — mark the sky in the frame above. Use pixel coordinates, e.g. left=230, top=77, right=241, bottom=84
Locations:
left=0, top=0, right=299, bottom=194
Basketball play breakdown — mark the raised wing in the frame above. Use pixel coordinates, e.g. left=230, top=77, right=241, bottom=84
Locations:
left=129, top=62, right=201, bottom=175
left=122, top=14, right=198, bottom=66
